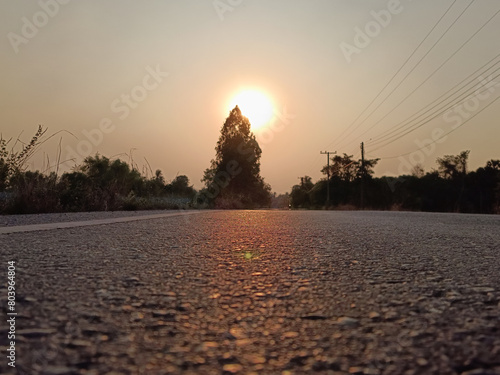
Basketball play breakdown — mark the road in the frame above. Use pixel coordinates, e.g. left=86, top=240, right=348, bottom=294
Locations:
left=1, top=210, right=499, bottom=375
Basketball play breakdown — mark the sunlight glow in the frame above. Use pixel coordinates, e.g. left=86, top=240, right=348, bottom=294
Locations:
left=229, top=90, right=274, bottom=130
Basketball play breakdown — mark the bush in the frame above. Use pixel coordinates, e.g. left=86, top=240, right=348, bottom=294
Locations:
left=6, top=171, right=61, bottom=214
left=0, top=149, right=198, bottom=214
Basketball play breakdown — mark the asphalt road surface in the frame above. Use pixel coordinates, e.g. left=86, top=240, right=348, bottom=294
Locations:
left=1, top=210, right=499, bottom=375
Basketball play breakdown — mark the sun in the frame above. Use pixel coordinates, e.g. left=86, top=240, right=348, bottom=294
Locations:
left=229, top=90, right=274, bottom=130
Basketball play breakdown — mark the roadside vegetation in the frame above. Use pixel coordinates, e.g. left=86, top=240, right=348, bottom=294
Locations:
left=1, top=126, right=498, bottom=214
left=0, top=127, right=196, bottom=214
left=291, top=151, right=500, bottom=214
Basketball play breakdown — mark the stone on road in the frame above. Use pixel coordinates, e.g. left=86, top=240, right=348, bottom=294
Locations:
left=1, top=210, right=499, bottom=375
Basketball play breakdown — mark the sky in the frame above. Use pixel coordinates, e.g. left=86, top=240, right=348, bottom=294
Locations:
left=1, top=0, right=499, bottom=194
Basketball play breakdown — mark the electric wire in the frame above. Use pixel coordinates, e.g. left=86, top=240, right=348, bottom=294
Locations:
left=376, top=94, right=500, bottom=160
left=367, top=54, right=500, bottom=145
left=367, top=60, right=500, bottom=149
left=348, top=6, right=500, bottom=151
left=323, top=0, right=459, bottom=151
left=332, top=0, right=470, bottom=151
left=369, top=72, right=500, bottom=153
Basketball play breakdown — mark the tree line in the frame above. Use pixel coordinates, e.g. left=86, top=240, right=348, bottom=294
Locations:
left=291, top=151, right=500, bottom=214
left=0, top=127, right=196, bottom=214
left=0, top=107, right=273, bottom=214
left=2, top=120, right=498, bottom=214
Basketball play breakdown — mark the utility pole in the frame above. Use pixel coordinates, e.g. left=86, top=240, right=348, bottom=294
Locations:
left=320, top=151, right=336, bottom=206
left=360, top=142, right=365, bottom=210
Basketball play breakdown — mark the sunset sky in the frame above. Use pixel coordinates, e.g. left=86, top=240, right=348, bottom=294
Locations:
left=1, top=0, right=499, bottom=193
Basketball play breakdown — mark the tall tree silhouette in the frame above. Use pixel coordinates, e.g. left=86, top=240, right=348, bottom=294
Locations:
left=321, top=153, right=358, bottom=182
left=436, top=151, right=470, bottom=212
left=356, top=156, right=379, bottom=180
left=437, top=150, right=470, bottom=179
left=201, top=106, right=271, bottom=208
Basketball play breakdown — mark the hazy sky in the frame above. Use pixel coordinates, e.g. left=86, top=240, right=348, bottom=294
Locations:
left=1, top=0, right=499, bottom=193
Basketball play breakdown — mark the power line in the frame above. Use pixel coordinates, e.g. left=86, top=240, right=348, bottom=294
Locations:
left=370, top=76, right=500, bottom=153
left=367, top=54, right=500, bottom=146
left=323, top=0, right=459, bottom=151
left=338, top=0, right=475, bottom=151
left=370, top=72, right=500, bottom=150
left=350, top=6, right=500, bottom=150
left=376, top=93, right=500, bottom=160
left=330, top=0, right=466, bottom=151
left=368, top=64, right=500, bottom=151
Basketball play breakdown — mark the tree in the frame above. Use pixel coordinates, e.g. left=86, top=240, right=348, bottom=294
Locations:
left=290, top=176, right=314, bottom=208
left=142, top=169, right=166, bottom=197
left=356, top=156, right=379, bottom=180
left=411, top=164, right=425, bottom=178
left=436, top=150, right=470, bottom=212
left=75, top=154, right=143, bottom=210
left=321, top=153, right=358, bottom=182
left=321, top=153, right=379, bottom=181
left=437, top=150, right=470, bottom=179
left=59, top=171, right=92, bottom=212
left=201, top=106, right=271, bottom=208
left=168, top=175, right=196, bottom=198
left=154, top=169, right=165, bottom=185
left=486, top=159, right=500, bottom=171
left=469, top=159, right=500, bottom=213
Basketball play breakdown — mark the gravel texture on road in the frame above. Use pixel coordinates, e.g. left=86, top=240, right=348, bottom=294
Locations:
left=1, top=210, right=499, bottom=375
